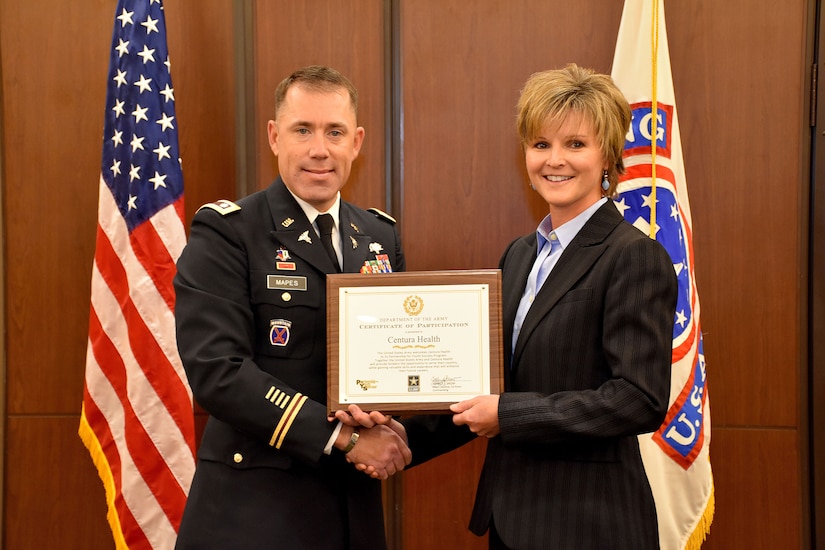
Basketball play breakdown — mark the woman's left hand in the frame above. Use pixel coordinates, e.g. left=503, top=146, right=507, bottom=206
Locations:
left=450, top=395, right=501, bottom=438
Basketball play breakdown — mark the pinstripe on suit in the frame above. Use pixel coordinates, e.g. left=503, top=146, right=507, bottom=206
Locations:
left=405, top=201, right=677, bottom=550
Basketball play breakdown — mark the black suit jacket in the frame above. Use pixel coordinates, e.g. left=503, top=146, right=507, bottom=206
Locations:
left=405, top=201, right=677, bottom=550
left=173, top=178, right=404, bottom=550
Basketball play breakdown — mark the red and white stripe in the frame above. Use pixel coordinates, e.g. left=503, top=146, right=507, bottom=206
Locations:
left=80, top=175, right=195, bottom=550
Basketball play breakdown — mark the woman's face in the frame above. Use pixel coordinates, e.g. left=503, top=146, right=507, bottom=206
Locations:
left=524, top=111, right=608, bottom=227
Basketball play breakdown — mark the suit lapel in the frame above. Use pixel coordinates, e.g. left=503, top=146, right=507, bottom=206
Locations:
left=501, top=236, right=535, bottom=377
left=511, top=202, right=624, bottom=370
left=339, top=205, right=375, bottom=273
left=503, top=236, right=536, bottom=337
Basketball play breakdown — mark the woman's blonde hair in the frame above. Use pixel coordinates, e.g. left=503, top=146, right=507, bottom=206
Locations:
left=516, top=64, right=631, bottom=196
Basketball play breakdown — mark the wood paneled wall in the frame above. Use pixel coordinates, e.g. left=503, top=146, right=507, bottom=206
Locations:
left=0, top=1, right=238, bottom=548
left=0, top=0, right=816, bottom=549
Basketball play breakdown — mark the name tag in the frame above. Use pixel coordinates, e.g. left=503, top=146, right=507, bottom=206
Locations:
left=267, top=275, right=307, bottom=291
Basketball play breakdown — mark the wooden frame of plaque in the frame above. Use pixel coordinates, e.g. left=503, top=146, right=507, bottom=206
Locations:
left=327, top=269, right=503, bottom=415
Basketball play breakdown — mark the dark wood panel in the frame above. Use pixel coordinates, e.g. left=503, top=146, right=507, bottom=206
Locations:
left=703, top=428, right=801, bottom=549
left=0, top=0, right=813, bottom=549
left=812, top=0, right=825, bottom=545
left=6, top=416, right=112, bottom=549
left=666, top=0, right=805, bottom=427
left=1, top=0, right=236, bottom=413
left=1, top=0, right=110, bottom=414
left=165, top=0, right=238, bottom=220
left=252, top=0, right=387, bottom=210
left=0, top=0, right=238, bottom=545
left=399, top=0, right=624, bottom=271
left=402, top=438, right=488, bottom=550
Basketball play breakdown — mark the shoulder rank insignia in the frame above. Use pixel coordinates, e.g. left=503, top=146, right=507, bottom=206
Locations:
left=198, top=199, right=241, bottom=216
left=367, top=207, right=397, bottom=224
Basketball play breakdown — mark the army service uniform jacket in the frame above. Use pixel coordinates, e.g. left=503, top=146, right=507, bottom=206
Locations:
left=173, top=178, right=404, bottom=550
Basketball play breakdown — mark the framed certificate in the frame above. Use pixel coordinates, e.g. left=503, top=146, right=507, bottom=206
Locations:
left=327, top=269, right=503, bottom=414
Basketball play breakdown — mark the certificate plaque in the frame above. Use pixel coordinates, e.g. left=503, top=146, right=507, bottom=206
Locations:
left=327, top=270, right=503, bottom=414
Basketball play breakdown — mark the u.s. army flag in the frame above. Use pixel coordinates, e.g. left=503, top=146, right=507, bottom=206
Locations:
left=611, top=1, right=715, bottom=548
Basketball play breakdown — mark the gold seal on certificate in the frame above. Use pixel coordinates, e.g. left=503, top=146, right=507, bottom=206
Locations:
left=327, top=270, right=503, bottom=414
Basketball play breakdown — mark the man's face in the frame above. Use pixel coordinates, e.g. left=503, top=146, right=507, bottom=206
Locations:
left=267, top=85, right=364, bottom=212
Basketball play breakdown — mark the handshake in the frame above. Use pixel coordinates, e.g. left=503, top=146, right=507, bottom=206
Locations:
left=329, top=405, right=409, bottom=480
left=329, top=394, right=502, bottom=480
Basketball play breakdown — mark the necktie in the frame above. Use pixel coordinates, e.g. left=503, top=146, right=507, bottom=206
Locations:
left=316, top=213, right=340, bottom=271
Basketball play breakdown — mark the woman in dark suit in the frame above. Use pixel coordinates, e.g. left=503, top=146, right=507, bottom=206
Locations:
left=340, top=64, right=678, bottom=550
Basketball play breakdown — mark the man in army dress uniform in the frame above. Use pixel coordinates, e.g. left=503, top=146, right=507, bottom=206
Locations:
left=174, top=66, right=409, bottom=550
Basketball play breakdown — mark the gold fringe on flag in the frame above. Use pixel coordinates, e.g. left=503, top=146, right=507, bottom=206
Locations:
left=78, top=404, right=129, bottom=550
left=686, top=470, right=715, bottom=550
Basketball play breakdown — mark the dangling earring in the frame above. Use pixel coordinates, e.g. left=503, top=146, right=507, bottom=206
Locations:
left=601, top=170, right=610, bottom=191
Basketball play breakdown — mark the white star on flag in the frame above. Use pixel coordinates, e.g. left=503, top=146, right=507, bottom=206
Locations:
left=80, top=2, right=195, bottom=549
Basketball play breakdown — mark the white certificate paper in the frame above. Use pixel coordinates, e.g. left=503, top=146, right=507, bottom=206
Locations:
left=338, top=284, right=491, bottom=406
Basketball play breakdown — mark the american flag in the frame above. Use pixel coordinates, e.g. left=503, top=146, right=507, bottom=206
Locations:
left=78, top=1, right=196, bottom=548
left=611, top=1, right=714, bottom=548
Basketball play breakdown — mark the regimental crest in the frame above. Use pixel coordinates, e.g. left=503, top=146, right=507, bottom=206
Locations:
left=269, top=319, right=292, bottom=347
left=403, top=295, right=423, bottom=316
left=276, top=248, right=291, bottom=262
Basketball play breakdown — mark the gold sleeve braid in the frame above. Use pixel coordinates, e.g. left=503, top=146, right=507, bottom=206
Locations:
left=268, top=393, right=308, bottom=448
